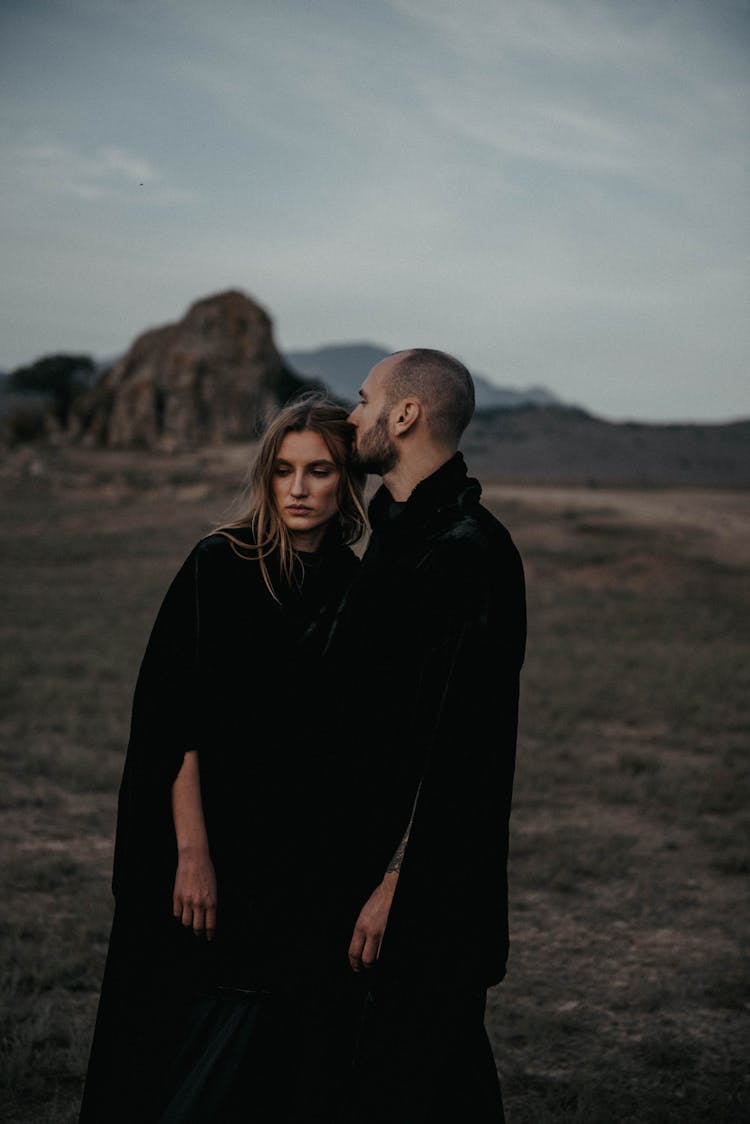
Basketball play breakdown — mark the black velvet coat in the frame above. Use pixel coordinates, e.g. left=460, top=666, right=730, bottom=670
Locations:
left=324, top=452, right=527, bottom=996
left=79, top=529, right=361, bottom=1123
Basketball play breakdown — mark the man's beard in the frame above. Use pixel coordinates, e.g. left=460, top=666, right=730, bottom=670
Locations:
left=352, top=412, right=398, bottom=475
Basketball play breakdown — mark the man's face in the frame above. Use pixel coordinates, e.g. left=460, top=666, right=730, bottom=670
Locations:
left=348, top=357, right=399, bottom=475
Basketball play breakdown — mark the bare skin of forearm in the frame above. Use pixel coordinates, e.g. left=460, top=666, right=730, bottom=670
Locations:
left=171, top=750, right=217, bottom=940
left=348, top=810, right=415, bottom=972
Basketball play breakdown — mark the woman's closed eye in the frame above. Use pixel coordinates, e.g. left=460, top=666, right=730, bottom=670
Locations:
left=274, top=462, right=336, bottom=478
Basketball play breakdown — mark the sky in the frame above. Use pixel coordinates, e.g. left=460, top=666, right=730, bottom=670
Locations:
left=1, top=0, right=748, bottom=423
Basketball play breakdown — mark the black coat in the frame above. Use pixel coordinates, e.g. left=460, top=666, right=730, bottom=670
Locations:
left=325, top=452, right=526, bottom=995
left=79, top=529, right=361, bottom=1123
left=112, top=529, right=360, bottom=973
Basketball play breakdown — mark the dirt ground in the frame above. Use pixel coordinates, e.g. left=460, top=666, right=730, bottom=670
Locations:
left=1, top=443, right=748, bottom=1122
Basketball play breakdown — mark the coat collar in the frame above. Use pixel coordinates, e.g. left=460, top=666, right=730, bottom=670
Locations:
left=368, top=451, right=482, bottom=535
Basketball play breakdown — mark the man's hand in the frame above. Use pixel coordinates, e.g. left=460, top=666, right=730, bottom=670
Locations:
left=348, top=871, right=399, bottom=972
left=173, top=846, right=217, bottom=940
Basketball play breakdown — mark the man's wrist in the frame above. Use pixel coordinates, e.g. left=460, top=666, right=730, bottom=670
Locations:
left=177, top=840, right=211, bottom=859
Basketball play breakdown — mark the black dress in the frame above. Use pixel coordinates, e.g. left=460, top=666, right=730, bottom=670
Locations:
left=79, top=528, right=364, bottom=1124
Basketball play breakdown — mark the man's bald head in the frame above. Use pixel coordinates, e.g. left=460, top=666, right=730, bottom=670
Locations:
left=383, top=349, right=475, bottom=447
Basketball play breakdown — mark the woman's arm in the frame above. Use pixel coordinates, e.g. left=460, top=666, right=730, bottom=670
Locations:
left=171, top=750, right=217, bottom=940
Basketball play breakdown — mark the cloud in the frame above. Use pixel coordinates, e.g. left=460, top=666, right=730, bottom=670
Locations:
left=8, top=141, right=195, bottom=203
left=0, top=0, right=746, bottom=418
left=386, top=0, right=750, bottom=198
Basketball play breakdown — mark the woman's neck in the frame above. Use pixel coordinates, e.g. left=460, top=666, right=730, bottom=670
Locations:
left=290, top=526, right=328, bottom=554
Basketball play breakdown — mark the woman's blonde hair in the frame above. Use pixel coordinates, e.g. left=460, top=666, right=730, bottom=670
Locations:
left=216, top=392, right=367, bottom=599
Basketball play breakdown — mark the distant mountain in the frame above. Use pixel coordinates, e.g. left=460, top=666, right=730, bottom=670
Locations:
left=462, top=406, right=750, bottom=487
left=284, top=343, right=565, bottom=412
left=282, top=343, right=750, bottom=487
left=6, top=294, right=746, bottom=488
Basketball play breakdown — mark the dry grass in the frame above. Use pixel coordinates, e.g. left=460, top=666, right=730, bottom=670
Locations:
left=1, top=446, right=748, bottom=1123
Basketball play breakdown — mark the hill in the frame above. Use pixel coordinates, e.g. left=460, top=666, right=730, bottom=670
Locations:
left=285, top=343, right=562, bottom=412
left=1, top=290, right=748, bottom=487
left=462, top=406, right=750, bottom=488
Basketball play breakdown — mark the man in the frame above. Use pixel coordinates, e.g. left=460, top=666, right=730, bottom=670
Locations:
left=323, top=349, right=527, bottom=1122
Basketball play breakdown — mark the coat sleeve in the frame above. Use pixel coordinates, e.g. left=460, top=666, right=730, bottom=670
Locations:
left=111, top=543, right=203, bottom=902
left=378, top=531, right=526, bottom=989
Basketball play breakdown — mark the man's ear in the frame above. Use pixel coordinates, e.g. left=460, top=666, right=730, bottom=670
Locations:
left=392, top=398, right=421, bottom=436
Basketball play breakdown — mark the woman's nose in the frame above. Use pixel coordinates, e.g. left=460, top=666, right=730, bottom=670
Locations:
left=290, top=472, right=308, bottom=496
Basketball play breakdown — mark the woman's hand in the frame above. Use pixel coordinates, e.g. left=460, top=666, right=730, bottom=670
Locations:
left=171, top=750, right=215, bottom=939
left=348, top=871, right=398, bottom=972
left=173, top=846, right=217, bottom=940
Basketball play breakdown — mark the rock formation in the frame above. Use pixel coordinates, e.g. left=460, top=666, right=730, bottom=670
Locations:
left=69, top=290, right=308, bottom=450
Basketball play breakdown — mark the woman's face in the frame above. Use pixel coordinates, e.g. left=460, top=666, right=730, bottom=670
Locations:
left=272, top=429, right=342, bottom=550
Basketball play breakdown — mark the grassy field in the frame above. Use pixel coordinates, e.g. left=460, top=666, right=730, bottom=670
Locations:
left=1, top=444, right=748, bottom=1123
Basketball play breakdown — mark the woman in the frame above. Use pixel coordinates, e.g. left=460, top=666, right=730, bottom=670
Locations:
left=79, top=393, right=368, bottom=1124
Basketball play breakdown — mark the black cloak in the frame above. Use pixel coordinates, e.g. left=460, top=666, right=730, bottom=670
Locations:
left=324, top=452, right=527, bottom=995
left=79, top=528, right=361, bottom=1124
left=322, top=453, right=526, bottom=1121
